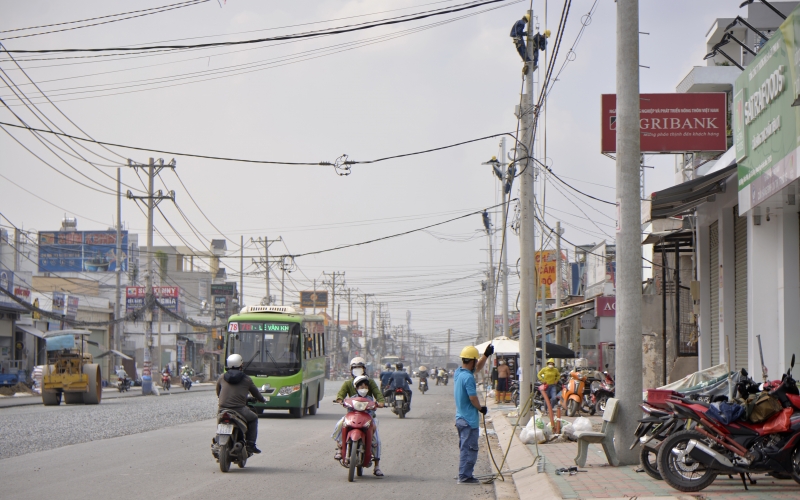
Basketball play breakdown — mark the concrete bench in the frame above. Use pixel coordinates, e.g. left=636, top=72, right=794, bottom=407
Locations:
left=574, top=397, right=619, bottom=467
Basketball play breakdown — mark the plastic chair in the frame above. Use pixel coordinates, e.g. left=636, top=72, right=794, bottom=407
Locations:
left=574, top=397, right=619, bottom=467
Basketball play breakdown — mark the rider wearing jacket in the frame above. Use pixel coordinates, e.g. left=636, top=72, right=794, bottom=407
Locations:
left=217, top=354, right=267, bottom=454
left=388, top=363, right=413, bottom=410
left=334, top=358, right=385, bottom=476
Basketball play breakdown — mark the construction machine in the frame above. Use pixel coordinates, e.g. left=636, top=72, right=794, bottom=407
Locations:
left=41, top=330, right=102, bottom=405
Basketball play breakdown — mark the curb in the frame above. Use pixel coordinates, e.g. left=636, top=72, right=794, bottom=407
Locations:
left=0, top=383, right=215, bottom=409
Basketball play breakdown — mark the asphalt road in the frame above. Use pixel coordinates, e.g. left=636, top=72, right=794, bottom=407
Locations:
left=1, top=380, right=494, bottom=500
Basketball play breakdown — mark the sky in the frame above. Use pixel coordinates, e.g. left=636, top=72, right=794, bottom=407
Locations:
left=0, top=0, right=736, bottom=349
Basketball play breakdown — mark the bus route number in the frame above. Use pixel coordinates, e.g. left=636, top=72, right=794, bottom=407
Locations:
left=228, top=322, right=239, bottom=333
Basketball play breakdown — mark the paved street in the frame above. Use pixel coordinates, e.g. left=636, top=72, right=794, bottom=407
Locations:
left=0, top=380, right=493, bottom=500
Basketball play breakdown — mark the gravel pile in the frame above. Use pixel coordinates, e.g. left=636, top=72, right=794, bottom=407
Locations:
left=0, top=391, right=217, bottom=460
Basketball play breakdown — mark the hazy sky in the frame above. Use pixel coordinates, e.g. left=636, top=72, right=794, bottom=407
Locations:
left=0, top=0, right=735, bottom=348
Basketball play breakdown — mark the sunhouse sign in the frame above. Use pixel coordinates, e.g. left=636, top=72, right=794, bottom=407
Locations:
left=734, top=5, right=800, bottom=213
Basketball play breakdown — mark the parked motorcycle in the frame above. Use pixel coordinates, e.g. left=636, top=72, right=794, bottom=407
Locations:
left=419, top=377, right=428, bottom=395
left=391, top=387, right=410, bottom=418
left=211, top=408, right=251, bottom=472
left=656, top=355, right=800, bottom=492
left=181, top=374, right=192, bottom=390
left=117, top=378, right=131, bottom=393
left=510, top=379, right=520, bottom=408
left=336, top=396, right=379, bottom=482
left=592, top=368, right=615, bottom=414
left=161, top=373, right=171, bottom=391
left=630, top=403, right=690, bottom=480
left=562, top=370, right=588, bottom=417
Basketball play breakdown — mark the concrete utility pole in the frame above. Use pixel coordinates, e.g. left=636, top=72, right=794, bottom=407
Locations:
left=447, top=328, right=452, bottom=366
left=517, top=8, right=537, bottom=416
left=239, top=236, right=244, bottom=310
left=486, top=226, right=496, bottom=340
left=115, top=168, right=122, bottom=373
left=126, top=158, right=175, bottom=395
left=555, top=221, right=563, bottom=345
left=253, top=236, right=281, bottom=304
left=615, top=0, right=643, bottom=465
left=501, top=137, right=510, bottom=338
left=323, top=271, right=345, bottom=369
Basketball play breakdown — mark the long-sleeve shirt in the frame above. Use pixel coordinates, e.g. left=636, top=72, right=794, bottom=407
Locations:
left=537, top=366, right=560, bottom=385
left=389, top=371, right=413, bottom=391
left=510, top=19, right=527, bottom=38
left=337, top=378, right=385, bottom=403
left=216, top=370, right=265, bottom=408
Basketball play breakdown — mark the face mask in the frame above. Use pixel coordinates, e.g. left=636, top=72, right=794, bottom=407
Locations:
left=357, top=388, right=369, bottom=397
left=352, top=368, right=364, bottom=377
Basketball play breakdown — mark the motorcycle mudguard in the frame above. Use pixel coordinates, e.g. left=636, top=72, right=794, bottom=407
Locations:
left=569, top=394, right=582, bottom=403
left=217, top=434, right=230, bottom=446
left=347, top=429, right=365, bottom=443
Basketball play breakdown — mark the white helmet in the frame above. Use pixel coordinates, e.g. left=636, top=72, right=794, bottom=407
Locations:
left=226, top=354, right=243, bottom=369
left=353, top=375, right=370, bottom=388
left=350, top=357, right=366, bottom=368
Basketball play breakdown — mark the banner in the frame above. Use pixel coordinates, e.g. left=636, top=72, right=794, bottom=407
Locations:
left=534, top=250, right=567, bottom=299
left=601, top=93, right=727, bottom=153
left=125, top=286, right=180, bottom=314
left=38, top=231, right=128, bottom=273
left=300, top=290, right=328, bottom=308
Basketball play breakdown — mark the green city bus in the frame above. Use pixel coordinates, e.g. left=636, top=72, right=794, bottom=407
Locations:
left=225, top=305, right=326, bottom=418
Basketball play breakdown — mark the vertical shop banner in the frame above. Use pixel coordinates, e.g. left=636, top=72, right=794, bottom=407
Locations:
left=534, top=250, right=567, bottom=299
left=734, top=5, right=800, bottom=213
left=66, top=296, right=79, bottom=320
left=38, top=231, right=128, bottom=273
left=52, top=291, right=66, bottom=314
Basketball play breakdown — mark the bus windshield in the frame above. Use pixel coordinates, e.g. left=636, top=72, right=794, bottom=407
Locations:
left=227, top=322, right=301, bottom=376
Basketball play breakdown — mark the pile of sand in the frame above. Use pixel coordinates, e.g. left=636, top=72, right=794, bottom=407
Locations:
left=0, top=383, right=36, bottom=396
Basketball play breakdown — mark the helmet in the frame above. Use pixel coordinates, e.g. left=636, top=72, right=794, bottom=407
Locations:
left=547, top=358, right=555, bottom=365
left=396, top=362, right=403, bottom=370
left=385, top=363, right=391, bottom=369
left=353, top=375, right=370, bottom=388
left=350, top=357, right=366, bottom=368
left=523, top=13, right=531, bottom=22
left=460, top=346, right=480, bottom=360
left=226, top=354, right=243, bottom=369
left=544, top=29, right=551, bottom=38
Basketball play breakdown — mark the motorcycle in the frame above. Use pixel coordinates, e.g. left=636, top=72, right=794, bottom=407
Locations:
left=562, top=370, right=588, bottom=417
left=117, top=378, right=131, bottom=392
left=419, top=377, right=428, bottom=395
left=391, top=388, right=410, bottom=418
left=161, top=372, right=171, bottom=391
left=591, top=369, right=615, bottom=414
left=337, top=396, right=379, bottom=482
left=656, top=354, right=800, bottom=492
left=211, top=408, right=251, bottom=472
left=181, top=374, right=192, bottom=390
left=630, top=403, right=690, bottom=480
left=509, top=379, right=520, bottom=408
left=442, top=373, right=449, bottom=385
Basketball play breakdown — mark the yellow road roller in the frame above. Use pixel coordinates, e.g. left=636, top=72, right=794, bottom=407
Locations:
left=42, top=330, right=102, bottom=405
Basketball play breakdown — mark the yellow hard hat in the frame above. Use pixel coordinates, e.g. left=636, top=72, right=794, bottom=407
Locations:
left=460, top=345, right=480, bottom=360
left=547, top=358, right=555, bottom=365
left=523, top=13, right=531, bottom=22
left=544, top=29, right=551, bottom=38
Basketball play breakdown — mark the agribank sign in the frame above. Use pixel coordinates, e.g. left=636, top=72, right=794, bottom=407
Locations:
left=734, top=5, right=800, bottom=213
left=601, top=93, right=727, bottom=153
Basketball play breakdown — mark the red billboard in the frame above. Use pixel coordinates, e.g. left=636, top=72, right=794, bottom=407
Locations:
left=595, top=296, right=616, bottom=317
left=601, top=93, right=727, bottom=153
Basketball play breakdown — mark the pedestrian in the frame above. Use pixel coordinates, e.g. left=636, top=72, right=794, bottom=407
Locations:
left=496, top=359, right=510, bottom=404
left=537, top=358, right=560, bottom=411
left=453, top=343, right=494, bottom=485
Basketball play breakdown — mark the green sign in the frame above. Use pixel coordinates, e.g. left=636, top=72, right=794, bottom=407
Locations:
left=733, top=5, right=800, bottom=212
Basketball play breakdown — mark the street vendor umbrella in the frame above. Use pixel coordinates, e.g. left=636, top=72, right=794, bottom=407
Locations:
left=535, top=340, right=575, bottom=358
left=475, top=336, right=519, bottom=355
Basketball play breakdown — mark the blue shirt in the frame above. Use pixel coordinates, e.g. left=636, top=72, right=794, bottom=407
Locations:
left=454, top=367, right=479, bottom=429
left=510, top=19, right=527, bottom=38
left=379, top=371, right=394, bottom=386
left=389, top=371, right=412, bottom=391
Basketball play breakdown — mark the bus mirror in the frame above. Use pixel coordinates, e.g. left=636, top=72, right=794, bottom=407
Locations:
left=302, top=327, right=309, bottom=333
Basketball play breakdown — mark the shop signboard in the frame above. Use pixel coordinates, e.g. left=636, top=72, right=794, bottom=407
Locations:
left=595, top=296, right=616, bottom=317
left=125, top=286, right=180, bottom=313
left=38, top=231, right=128, bottom=273
left=534, top=250, right=566, bottom=299
left=210, top=283, right=235, bottom=296
left=52, top=291, right=66, bottom=313
left=300, top=290, right=328, bottom=308
left=734, top=5, right=800, bottom=213
left=66, top=296, right=79, bottom=320
left=0, top=271, right=24, bottom=311
left=601, top=93, right=727, bottom=153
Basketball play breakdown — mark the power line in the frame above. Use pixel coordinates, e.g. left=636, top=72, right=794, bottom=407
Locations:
left=4, top=0, right=512, bottom=53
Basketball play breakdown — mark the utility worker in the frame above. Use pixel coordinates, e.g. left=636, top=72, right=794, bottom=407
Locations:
left=537, top=358, right=560, bottom=410
left=496, top=359, right=510, bottom=404
left=453, top=343, right=494, bottom=485
left=216, top=354, right=267, bottom=454
left=510, top=13, right=550, bottom=72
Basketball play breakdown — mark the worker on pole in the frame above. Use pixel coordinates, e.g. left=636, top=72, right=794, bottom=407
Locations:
left=510, top=13, right=550, bottom=73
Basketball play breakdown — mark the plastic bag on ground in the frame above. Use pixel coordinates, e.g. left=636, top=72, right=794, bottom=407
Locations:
left=488, top=389, right=496, bottom=398
left=519, top=426, right=547, bottom=444
left=561, top=421, right=575, bottom=440
left=572, top=416, right=592, bottom=435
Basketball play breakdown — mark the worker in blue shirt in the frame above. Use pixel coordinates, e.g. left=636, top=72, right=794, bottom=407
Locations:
left=510, top=13, right=550, bottom=72
left=453, top=343, right=494, bottom=485
left=389, top=363, right=413, bottom=411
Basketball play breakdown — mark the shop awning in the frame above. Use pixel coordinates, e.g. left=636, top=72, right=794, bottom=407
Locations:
left=16, top=324, right=46, bottom=338
left=649, top=163, right=737, bottom=219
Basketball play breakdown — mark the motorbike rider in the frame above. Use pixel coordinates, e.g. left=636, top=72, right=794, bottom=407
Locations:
left=537, top=358, right=560, bottom=410
left=216, top=354, right=267, bottom=454
left=438, top=367, right=447, bottom=384
left=116, top=365, right=129, bottom=386
left=418, top=366, right=429, bottom=390
left=388, top=363, right=413, bottom=411
left=334, top=358, right=385, bottom=476
left=379, top=363, right=394, bottom=392
left=181, top=364, right=194, bottom=377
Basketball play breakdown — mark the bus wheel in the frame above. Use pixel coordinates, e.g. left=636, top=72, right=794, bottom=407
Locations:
left=308, top=402, right=317, bottom=415
left=289, top=407, right=304, bottom=418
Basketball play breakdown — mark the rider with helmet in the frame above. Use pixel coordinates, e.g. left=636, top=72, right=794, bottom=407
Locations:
left=388, top=362, right=413, bottom=411
left=216, top=354, right=267, bottom=454
left=379, top=363, right=394, bottom=392
left=333, top=357, right=385, bottom=476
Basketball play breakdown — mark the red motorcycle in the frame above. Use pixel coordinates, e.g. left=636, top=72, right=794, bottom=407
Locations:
left=657, top=354, right=800, bottom=492
left=337, top=396, right=378, bottom=482
left=161, top=372, right=171, bottom=391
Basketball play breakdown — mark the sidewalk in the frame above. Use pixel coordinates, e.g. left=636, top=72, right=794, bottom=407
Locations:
left=486, top=397, right=798, bottom=500
left=0, top=382, right=216, bottom=409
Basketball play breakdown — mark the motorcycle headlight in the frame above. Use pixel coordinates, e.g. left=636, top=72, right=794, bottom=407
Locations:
left=353, top=400, right=369, bottom=412
left=277, top=384, right=301, bottom=396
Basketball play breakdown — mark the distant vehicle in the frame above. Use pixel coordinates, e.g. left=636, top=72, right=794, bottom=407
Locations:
left=225, top=305, right=325, bottom=418
left=380, top=356, right=400, bottom=368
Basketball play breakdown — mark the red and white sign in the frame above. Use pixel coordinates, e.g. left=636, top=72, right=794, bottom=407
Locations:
left=125, top=286, right=179, bottom=298
left=14, top=286, right=30, bottom=301
left=601, top=93, right=727, bottom=153
left=595, top=296, right=616, bottom=317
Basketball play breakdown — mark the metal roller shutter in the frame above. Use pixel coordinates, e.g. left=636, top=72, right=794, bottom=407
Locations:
left=709, top=221, right=719, bottom=366
left=733, top=205, right=748, bottom=371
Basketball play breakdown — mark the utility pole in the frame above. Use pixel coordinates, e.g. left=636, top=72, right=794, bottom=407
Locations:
left=323, top=271, right=345, bottom=369
left=126, top=158, right=175, bottom=395
left=501, top=137, right=510, bottom=338
left=115, top=167, right=122, bottom=374
left=615, top=0, right=643, bottom=465
left=483, top=211, right=496, bottom=341
left=239, top=236, right=244, bottom=310
left=347, top=288, right=352, bottom=361
left=252, top=236, right=281, bottom=304
left=446, top=328, right=452, bottom=367
left=517, top=8, right=537, bottom=416
left=555, top=221, right=563, bottom=345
